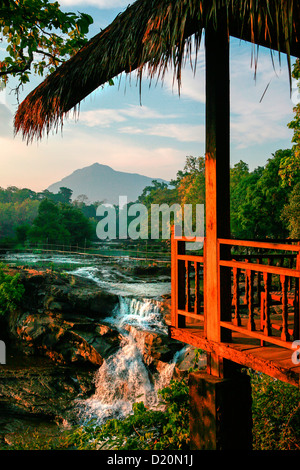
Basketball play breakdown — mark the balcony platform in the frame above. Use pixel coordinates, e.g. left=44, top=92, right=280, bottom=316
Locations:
left=169, top=323, right=300, bottom=387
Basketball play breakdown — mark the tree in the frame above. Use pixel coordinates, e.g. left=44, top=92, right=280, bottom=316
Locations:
left=59, top=203, right=93, bottom=246
left=29, top=198, right=69, bottom=244
left=0, top=263, right=24, bottom=316
left=288, top=59, right=300, bottom=159
left=0, top=0, right=93, bottom=94
left=229, top=150, right=296, bottom=240
left=281, top=182, right=300, bottom=238
left=28, top=198, right=94, bottom=245
left=174, top=156, right=205, bottom=206
left=55, top=187, right=73, bottom=204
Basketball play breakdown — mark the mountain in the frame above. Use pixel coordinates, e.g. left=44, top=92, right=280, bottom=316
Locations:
left=47, top=163, right=168, bottom=204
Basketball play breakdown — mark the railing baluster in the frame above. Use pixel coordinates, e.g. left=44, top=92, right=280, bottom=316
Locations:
left=247, top=269, right=255, bottom=331
left=177, top=242, right=186, bottom=328
left=185, top=260, right=190, bottom=312
left=294, top=253, right=300, bottom=340
left=280, top=275, right=290, bottom=342
left=256, top=257, right=262, bottom=305
left=194, top=261, right=199, bottom=315
left=262, top=272, right=272, bottom=336
left=243, top=259, right=249, bottom=306
left=232, top=267, right=241, bottom=326
left=293, top=279, right=299, bottom=340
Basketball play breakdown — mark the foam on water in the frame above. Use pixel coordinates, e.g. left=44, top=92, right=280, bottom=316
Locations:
left=75, top=330, right=180, bottom=426
left=3, top=252, right=176, bottom=428
left=106, top=296, right=167, bottom=333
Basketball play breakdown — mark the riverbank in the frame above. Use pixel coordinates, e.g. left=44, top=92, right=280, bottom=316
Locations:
left=0, top=259, right=205, bottom=449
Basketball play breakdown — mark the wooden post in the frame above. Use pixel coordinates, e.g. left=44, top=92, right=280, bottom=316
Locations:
left=189, top=13, right=252, bottom=451
left=189, top=372, right=252, bottom=450
left=204, top=12, right=232, bottom=374
left=171, top=226, right=186, bottom=329
left=171, top=226, right=177, bottom=327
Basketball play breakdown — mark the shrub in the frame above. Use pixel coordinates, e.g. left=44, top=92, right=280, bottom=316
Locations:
left=250, top=371, right=300, bottom=450
left=0, top=263, right=25, bottom=316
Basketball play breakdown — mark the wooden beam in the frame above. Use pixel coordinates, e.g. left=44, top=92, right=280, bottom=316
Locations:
left=170, top=326, right=300, bottom=388
left=204, top=15, right=231, bottom=353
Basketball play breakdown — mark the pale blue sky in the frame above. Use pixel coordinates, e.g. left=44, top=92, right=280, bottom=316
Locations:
left=0, top=1, right=297, bottom=193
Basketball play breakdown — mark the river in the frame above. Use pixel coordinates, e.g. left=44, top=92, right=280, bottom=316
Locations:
left=0, top=251, right=194, bottom=447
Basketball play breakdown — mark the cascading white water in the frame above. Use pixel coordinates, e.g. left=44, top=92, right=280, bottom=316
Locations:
left=75, top=295, right=180, bottom=427
left=75, top=328, right=179, bottom=426
left=106, top=296, right=167, bottom=333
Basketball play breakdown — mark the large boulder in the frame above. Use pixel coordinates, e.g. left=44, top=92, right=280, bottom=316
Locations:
left=7, top=308, right=123, bottom=367
left=15, top=268, right=119, bottom=319
left=0, top=358, right=96, bottom=422
left=125, top=325, right=184, bottom=367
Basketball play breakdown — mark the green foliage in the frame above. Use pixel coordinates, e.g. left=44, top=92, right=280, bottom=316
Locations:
left=0, top=263, right=24, bottom=315
left=288, top=59, right=300, bottom=159
left=281, top=181, right=300, bottom=238
left=0, top=0, right=93, bottom=91
left=135, top=152, right=299, bottom=241
left=230, top=150, right=298, bottom=239
left=65, top=371, right=300, bottom=452
left=66, top=377, right=190, bottom=451
left=0, top=185, right=98, bottom=245
left=29, top=198, right=94, bottom=245
left=0, top=199, right=39, bottom=240
left=250, top=371, right=300, bottom=450
left=1, top=365, right=300, bottom=450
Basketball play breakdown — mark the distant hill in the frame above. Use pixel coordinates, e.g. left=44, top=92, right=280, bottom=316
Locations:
left=47, top=163, right=168, bottom=204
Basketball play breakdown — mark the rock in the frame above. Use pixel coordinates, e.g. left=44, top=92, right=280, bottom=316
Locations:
left=7, top=308, right=123, bottom=367
left=126, top=325, right=183, bottom=367
left=2, top=268, right=123, bottom=367
left=173, top=345, right=207, bottom=378
left=14, top=267, right=119, bottom=319
left=0, top=356, right=96, bottom=422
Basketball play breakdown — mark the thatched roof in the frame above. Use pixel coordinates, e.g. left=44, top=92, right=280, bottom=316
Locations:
left=14, top=0, right=300, bottom=142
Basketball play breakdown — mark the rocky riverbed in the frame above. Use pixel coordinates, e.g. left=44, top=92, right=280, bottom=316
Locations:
left=0, top=262, right=206, bottom=448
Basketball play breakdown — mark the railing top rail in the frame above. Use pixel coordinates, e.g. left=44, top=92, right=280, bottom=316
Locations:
left=220, top=259, right=300, bottom=277
left=218, top=238, right=300, bottom=252
left=173, top=236, right=205, bottom=243
left=177, top=254, right=204, bottom=263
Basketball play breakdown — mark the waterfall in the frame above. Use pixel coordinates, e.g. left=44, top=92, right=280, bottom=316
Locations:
left=75, top=329, right=179, bottom=426
left=106, top=296, right=167, bottom=333
left=74, top=295, right=180, bottom=427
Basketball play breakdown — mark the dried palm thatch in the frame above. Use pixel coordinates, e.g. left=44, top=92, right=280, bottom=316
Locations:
left=14, top=0, right=300, bottom=142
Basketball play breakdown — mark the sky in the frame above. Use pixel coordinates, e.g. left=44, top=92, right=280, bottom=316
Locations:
left=0, top=0, right=298, bottom=193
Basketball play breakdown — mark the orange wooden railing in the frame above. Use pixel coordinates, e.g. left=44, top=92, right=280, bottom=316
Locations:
left=171, top=228, right=205, bottom=329
left=171, top=228, right=300, bottom=350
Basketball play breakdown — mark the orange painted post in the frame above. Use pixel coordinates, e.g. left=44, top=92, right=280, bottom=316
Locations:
left=171, top=225, right=186, bottom=329
left=171, top=226, right=177, bottom=328
left=204, top=14, right=232, bottom=358
left=280, top=275, right=290, bottom=342
left=294, top=252, right=300, bottom=340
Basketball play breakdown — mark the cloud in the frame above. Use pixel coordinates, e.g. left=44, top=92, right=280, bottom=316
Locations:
left=0, top=129, right=185, bottom=191
left=59, top=0, right=129, bottom=8
left=121, top=105, right=178, bottom=120
left=120, top=123, right=205, bottom=143
left=163, top=48, right=206, bottom=103
left=229, top=46, right=294, bottom=148
left=78, top=105, right=178, bottom=128
left=79, top=109, right=127, bottom=127
left=0, top=104, right=13, bottom=138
